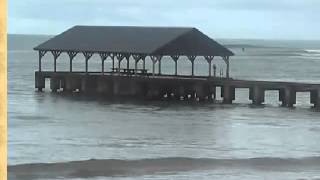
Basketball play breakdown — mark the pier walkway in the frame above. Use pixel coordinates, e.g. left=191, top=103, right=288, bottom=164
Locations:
left=35, top=71, right=320, bottom=108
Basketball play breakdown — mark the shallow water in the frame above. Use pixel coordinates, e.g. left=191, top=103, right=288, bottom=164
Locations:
left=7, top=35, right=320, bottom=179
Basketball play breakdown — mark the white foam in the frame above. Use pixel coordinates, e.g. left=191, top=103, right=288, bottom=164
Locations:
left=299, top=49, right=320, bottom=59
left=305, top=49, right=320, bottom=54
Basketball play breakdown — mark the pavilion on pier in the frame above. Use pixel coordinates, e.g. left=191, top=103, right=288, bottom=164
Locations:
left=34, top=25, right=234, bottom=78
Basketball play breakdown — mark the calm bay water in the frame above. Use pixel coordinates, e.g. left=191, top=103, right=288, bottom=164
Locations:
left=7, top=35, right=320, bottom=179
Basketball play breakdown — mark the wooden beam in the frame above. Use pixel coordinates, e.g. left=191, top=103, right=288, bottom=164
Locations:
left=187, top=55, right=196, bottom=76
left=150, top=55, right=162, bottom=76
left=99, top=52, right=109, bottom=75
left=38, top=50, right=47, bottom=72
left=205, top=56, right=214, bottom=77
left=51, top=50, right=62, bottom=72
left=110, top=53, right=115, bottom=70
left=171, top=55, right=179, bottom=76
left=132, top=54, right=142, bottom=75
left=125, top=54, right=130, bottom=70
left=67, top=51, right=77, bottom=72
left=82, top=52, right=93, bottom=73
left=116, top=53, right=125, bottom=74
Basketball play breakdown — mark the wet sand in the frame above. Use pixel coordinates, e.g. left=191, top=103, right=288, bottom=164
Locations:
left=8, top=157, right=320, bottom=179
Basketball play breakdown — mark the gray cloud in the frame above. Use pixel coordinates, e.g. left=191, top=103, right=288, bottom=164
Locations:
left=8, top=0, right=320, bottom=39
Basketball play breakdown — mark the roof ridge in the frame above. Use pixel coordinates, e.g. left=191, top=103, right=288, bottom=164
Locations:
left=73, top=25, right=195, bottom=30
left=193, top=29, right=235, bottom=56
left=151, top=28, right=196, bottom=55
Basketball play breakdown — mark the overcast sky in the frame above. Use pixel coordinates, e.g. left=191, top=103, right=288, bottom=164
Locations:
left=8, top=0, right=320, bottom=40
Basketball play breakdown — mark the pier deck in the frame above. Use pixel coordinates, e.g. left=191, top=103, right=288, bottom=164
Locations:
left=35, top=71, right=320, bottom=108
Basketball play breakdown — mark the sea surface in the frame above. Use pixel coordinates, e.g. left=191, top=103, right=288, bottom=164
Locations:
left=7, top=34, right=320, bottom=179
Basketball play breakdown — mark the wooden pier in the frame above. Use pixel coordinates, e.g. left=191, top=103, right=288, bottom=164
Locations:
left=33, top=25, right=320, bottom=109
left=35, top=71, right=320, bottom=108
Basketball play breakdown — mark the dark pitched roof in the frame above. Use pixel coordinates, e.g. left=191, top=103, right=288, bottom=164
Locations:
left=34, top=26, right=234, bottom=56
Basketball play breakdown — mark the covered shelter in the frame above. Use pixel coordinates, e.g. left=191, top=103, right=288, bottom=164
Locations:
left=34, top=25, right=234, bottom=78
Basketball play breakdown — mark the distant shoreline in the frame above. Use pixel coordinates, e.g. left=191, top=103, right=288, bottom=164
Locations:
left=7, top=33, right=320, bottom=42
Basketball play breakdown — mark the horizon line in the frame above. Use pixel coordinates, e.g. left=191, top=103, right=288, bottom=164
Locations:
left=7, top=33, right=320, bottom=42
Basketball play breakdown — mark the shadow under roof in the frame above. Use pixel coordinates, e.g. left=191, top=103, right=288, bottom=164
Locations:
left=34, top=25, right=234, bottom=57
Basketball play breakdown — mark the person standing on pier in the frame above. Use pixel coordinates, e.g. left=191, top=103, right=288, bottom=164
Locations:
left=220, top=67, right=224, bottom=77
left=213, top=64, right=217, bottom=77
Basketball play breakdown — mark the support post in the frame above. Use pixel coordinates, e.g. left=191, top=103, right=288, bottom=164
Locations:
left=50, top=77, right=60, bottom=92
left=171, top=55, right=179, bottom=76
left=205, top=56, right=214, bottom=77
left=310, top=89, right=320, bottom=108
left=51, top=51, right=61, bottom=72
left=316, top=89, right=320, bottom=109
left=35, top=72, right=45, bottom=91
left=187, top=55, right=196, bottom=77
left=116, top=53, right=125, bottom=75
left=208, top=61, right=212, bottom=76
left=135, top=60, right=138, bottom=74
left=251, top=85, right=265, bottom=105
left=54, top=59, right=56, bottom=72
left=83, top=52, right=93, bottom=74
left=311, top=90, right=316, bottom=106
left=175, top=61, right=177, bottom=75
left=143, top=58, right=146, bottom=70
left=111, top=53, right=115, bottom=72
left=279, top=89, right=285, bottom=106
left=99, top=52, right=109, bottom=75
left=222, top=84, right=234, bottom=104
left=152, top=61, right=155, bottom=76
left=150, top=55, right=162, bottom=77
left=118, top=60, right=121, bottom=73
left=69, top=58, right=72, bottom=72
left=284, top=86, right=296, bottom=107
left=38, top=51, right=47, bottom=72
left=192, top=62, right=194, bottom=76
left=85, top=60, right=88, bottom=73
left=132, top=55, right=142, bottom=75
left=126, top=55, right=130, bottom=70
left=67, top=51, right=77, bottom=72
left=194, top=83, right=205, bottom=101
left=102, top=59, right=104, bottom=74
left=39, top=52, right=41, bottom=72
left=222, top=56, right=230, bottom=79
left=158, top=59, right=162, bottom=75
left=211, top=86, right=216, bottom=99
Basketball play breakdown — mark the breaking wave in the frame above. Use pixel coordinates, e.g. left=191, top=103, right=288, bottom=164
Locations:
left=8, top=157, right=320, bottom=179
left=305, top=49, right=320, bottom=54
left=301, top=49, right=320, bottom=58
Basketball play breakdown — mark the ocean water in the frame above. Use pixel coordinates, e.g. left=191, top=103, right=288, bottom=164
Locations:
left=7, top=35, right=320, bottom=179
